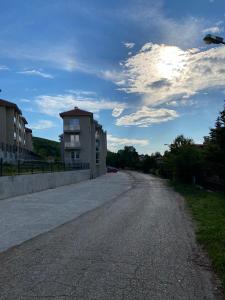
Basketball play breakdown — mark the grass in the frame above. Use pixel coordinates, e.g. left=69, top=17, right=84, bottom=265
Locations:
left=171, top=181, right=225, bottom=288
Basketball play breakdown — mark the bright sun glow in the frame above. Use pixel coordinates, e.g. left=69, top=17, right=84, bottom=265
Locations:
left=157, top=46, right=187, bottom=80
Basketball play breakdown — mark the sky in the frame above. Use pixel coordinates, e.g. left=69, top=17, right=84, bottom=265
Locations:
left=1, top=0, right=225, bottom=154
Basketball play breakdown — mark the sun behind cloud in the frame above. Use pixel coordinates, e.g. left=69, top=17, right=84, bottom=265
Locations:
left=156, top=45, right=187, bottom=80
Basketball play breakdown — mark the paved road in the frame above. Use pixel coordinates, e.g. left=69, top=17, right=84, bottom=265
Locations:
left=0, top=172, right=222, bottom=299
left=0, top=172, right=131, bottom=252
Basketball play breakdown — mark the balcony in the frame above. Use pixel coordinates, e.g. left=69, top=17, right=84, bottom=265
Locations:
left=64, top=141, right=81, bottom=149
left=64, top=125, right=80, bottom=132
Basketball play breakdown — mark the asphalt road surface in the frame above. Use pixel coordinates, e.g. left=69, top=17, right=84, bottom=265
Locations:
left=0, top=172, right=222, bottom=299
left=0, top=172, right=131, bottom=252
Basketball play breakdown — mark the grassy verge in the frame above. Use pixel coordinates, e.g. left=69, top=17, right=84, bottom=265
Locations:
left=171, top=181, right=225, bottom=288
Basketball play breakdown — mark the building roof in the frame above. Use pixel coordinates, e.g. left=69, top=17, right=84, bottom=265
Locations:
left=0, top=99, right=22, bottom=114
left=22, top=116, right=28, bottom=125
left=59, top=107, right=93, bottom=118
left=25, top=127, right=32, bottom=133
left=94, top=121, right=102, bottom=130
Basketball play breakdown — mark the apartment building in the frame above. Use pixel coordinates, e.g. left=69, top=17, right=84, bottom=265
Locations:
left=0, top=99, right=34, bottom=162
left=59, top=107, right=107, bottom=178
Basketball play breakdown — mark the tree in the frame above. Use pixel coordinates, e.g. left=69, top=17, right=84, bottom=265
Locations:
left=117, top=146, right=139, bottom=169
left=203, top=102, right=225, bottom=189
left=33, top=137, right=61, bottom=161
left=141, top=155, right=155, bottom=173
left=163, top=135, right=203, bottom=183
left=106, top=151, right=118, bottom=167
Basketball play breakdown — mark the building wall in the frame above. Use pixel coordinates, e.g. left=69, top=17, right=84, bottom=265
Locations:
left=6, top=108, right=14, bottom=145
left=0, top=101, right=34, bottom=162
left=61, top=114, right=107, bottom=178
left=25, top=132, right=33, bottom=151
left=0, top=107, right=7, bottom=143
left=94, top=126, right=107, bottom=177
left=63, top=116, right=92, bottom=164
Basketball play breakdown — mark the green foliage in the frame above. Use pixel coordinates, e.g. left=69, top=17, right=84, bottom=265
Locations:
left=106, top=150, right=119, bottom=167
left=33, top=137, right=61, bottom=161
left=140, top=152, right=162, bottom=174
left=203, top=103, right=225, bottom=186
left=117, top=146, right=139, bottom=169
left=106, top=102, right=225, bottom=188
left=106, top=146, right=161, bottom=173
left=172, top=182, right=225, bottom=288
left=162, top=135, right=203, bottom=183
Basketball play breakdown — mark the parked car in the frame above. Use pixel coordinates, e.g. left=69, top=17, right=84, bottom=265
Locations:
left=107, top=166, right=118, bottom=173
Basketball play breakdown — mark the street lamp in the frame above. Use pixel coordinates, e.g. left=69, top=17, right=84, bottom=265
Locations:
left=203, top=34, right=225, bottom=45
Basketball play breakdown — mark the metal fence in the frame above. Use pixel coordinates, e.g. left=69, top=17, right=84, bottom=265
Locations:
left=0, top=158, right=90, bottom=177
left=0, top=141, right=41, bottom=161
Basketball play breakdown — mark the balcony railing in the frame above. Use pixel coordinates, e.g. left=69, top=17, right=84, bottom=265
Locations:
left=64, top=142, right=81, bottom=149
left=64, top=125, right=80, bottom=132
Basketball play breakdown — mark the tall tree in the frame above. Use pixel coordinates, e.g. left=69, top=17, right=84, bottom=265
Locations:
left=117, top=146, right=139, bottom=169
left=163, top=135, right=203, bottom=183
left=204, top=102, right=225, bottom=189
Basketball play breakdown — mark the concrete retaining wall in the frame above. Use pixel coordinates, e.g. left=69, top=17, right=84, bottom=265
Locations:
left=0, top=169, right=90, bottom=200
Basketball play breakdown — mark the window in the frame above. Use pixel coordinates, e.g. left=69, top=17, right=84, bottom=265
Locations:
left=71, top=134, right=79, bottom=143
left=65, top=118, right=80, bottom=128
left=71, top=151, right=75, bottom=160
left=71, top=151, right=80, bottom=160
left=95, top=131, right=100, bottom=139
left=70, top=119, right=79, bottom=126
left=96, top=139, right=100, bottom=152
left=75, top=151, right=80, bottom=159
left=96, top=152, right=100, bottom=164
left=14, top=131, right=16, bottom=140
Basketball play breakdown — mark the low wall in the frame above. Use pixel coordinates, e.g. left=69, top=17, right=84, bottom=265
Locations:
left=0, top=169, right=90, bottom=200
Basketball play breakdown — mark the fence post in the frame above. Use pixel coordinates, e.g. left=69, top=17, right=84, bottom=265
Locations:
left=0, top=158, right=2, bottom=176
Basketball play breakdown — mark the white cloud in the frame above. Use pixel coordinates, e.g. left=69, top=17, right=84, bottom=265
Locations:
left=20, top=98, right=31, bottom=103
left=112, top=107, right=124, bottom=117
left=31, top=120, right=55, bottom=130
left=116, top=106, right=178, bottom=127
left=202, top=26, right=223, bottom=34
left=115, top=43, right=225, bottom=106
left=35, top=93, right=127, bottom=117
left=25, top=88, right=38, bottom=92
left=166, top=99, right=196, bottom=107
left=101, top=70, right=126, bottom=85
left=107, top=134, right=149, bottom=152
left=0, top=65, right=9, bottom=70
left=123, top=42, right=135, bottom=49
left=18, top=69, right=54, bottom=79
left=66, top=90, right=96, bottom=97
left=0, top=44, right=77, bottom=72
left=120, top=2, right=206, bottom=49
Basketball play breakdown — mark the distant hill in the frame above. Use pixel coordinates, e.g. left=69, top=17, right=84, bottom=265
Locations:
left=33, top=137, right=61, bottom=161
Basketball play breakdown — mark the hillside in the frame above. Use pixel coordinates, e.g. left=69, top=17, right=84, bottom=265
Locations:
left=32, top=137, right=61, bottom=161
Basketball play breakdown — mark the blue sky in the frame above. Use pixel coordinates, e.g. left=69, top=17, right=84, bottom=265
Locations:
left=1, top=0, right=225, bottom=154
